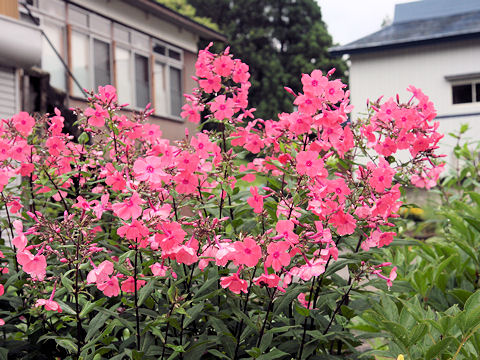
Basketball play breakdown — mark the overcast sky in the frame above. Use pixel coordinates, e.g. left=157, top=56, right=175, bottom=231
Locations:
left=316, top=0, right=418, bottom=45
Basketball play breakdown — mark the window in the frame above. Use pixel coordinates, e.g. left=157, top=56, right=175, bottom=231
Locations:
left=68, top=5, right=112, bottom=97
left=93, top=39, right=111, bottom=90
left=447, top=74, right=480, bottom=105
left=135, top=54, right=150, bottom=108
left=41, top=20, right=66, bottom=91
left=452, top=84, right=473, bottom=104
left=153, top=41, right=183, bottom=118
left=115, top=47, right=133, bottom=105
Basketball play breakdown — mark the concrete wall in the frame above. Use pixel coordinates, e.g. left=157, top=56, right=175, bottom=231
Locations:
left=349, top=39, right=480, bottom=165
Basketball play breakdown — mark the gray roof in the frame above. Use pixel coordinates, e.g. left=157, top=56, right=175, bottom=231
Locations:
left=330, top=7, right=480, bottom=56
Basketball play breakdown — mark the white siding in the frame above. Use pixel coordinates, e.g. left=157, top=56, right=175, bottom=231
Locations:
left=349, top=39, right=480, bottom=165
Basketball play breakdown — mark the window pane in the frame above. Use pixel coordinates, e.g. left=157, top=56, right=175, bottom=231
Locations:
left=476, top=83, right=480, bottom=102
left=135, top=54, right=150, bottom=108
left=154, top=62, right=167, bottom=115
left=71, top=31, right=90, bottom=96
left=169, top=67, right=182, bottom=117
left=452, top=84, right=472, bottom=104
left=168, top=49, right=181, bottom=61
left=115, top=47, right=132, bottom=106
left=42, top=21, right=66, bottom=91
left=93, top=39, right=111, bottom=90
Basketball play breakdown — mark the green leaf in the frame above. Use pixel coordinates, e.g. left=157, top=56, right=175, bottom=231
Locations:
left=407, top=323, right=427, bottom=346
left=86, top=311, right=110, bottom=342
left=80, top=298, right=107, bottom=318
left=464, top=290, right=480, bottom=312
left=425, top=336, right=455, bottom=360
left=78, top=132, right=90, bottom=144
left=256, top=347, right=289, bottom=360
left=138, top=279, right=156, bottom=306
left=295, top=304, right=310, bottom=317
left=207, top=349, right=230, bottom=359
left=55, top=338, right=77, bottom=353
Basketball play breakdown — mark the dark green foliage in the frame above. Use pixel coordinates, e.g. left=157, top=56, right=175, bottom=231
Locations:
left=185, top=0, right=348, bottom=119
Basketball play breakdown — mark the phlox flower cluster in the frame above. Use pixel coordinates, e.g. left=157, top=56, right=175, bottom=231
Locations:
left=0, top=44, right=444, bottom=322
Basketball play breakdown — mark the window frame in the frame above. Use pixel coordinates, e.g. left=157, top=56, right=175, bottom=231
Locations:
left=446, top=74, right=480, bottom=106
left=153, top=40, right=184, bottom=120
left=68, top=5, right=113, bottom=98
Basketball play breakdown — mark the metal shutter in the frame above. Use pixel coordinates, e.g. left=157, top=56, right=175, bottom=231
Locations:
left=0, top=66, right=16, bottom=119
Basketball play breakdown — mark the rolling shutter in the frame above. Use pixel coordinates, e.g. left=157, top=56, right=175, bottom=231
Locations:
left=0, top=66, right=16, bottom=119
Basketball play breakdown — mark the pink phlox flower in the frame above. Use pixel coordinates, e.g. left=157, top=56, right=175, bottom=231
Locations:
left=243, top=132, right=264, bottom=154
left=296, top=151, right=325, bottom=178
left=176, top=152, right=200, bottom=172
left=199, top=74, right=222, bottom=94
left=214, top=55, right=234, bottom=77
left=253, top=272, right=281, bottom=288
left=12, top=112, right=35, bottom=136
left=368, top=157, right=395, bottom=193
left=233, top=237, right=262, bottom=267
left=112, top=192, right=144, bottom=220
left=266, top=241, right=291, bottom=272
left=105, top=163, right=126, bottom=191
left=142, top=123, right=163, bottom=143
left=291, top=258, right=326, bottom=281
left=302, top=69, right=328, bottom=97
left=17, top=249, right=47, bottom=281
left=294, top=93, right=321, bottom=115
left=120, top=276, right=147, bottom=293
left=324, top=79, right=345, bottom=103
left=10, top=140, right=31, bottom=162
left=329, top=210, right=356, bottom=236
left=174, top=171, right=198, bottom=195
left=373, top=266, right=397, bottom=289
left=12, top=220, right=27, bottom=251
left=87, top=260, right=114, bottom=284
left=275, top=220, right=299, bottom=246
left=153, top=222, right=186, bottom=253
left=72, top=196, right=92, bottom=211
left=191, top=132, right=217, bottom=158
left=214, top=242, right=236, bottom=267
left=150, top=262, right=172, bottom=277
left=92, top=193, right=110, bottom=219
left=374, top=137, right=397, bottom=157
left=297, top=293, right=316, bottom=309
left=84, top=103, right=108, bottom=127
left=117, top=220, right=150, bottom=244
left=45, top=136, right=66, bottom=157
left=247, top=186, right=263, bottom=214
left=326, top=178, right=351, bottom=203
left=181, top=102, right=203, bottom=123
left=210, top=95, right=235, bottom=120
left=97, top=85, right=117, bottom=104
left=173, top=244, right=199, bottom=265
left=48, top=108, right=65, bottom=135
left=133, top=156, right=165, bottom=183
left=220, top=273, right=248, bottom=294
left=35, top=298, right=62, bottom=313
left=232, top=61, right=250, bottom=83
left=97, top=275, right=120, bottom=297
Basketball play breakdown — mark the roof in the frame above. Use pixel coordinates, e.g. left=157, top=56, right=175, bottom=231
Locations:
left=122, top=0, right=226, bottom=42
left=330, top=4, right=480, bottom=56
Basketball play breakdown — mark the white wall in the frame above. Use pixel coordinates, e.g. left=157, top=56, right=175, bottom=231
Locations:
left=349, top=39, right=480, bottom=166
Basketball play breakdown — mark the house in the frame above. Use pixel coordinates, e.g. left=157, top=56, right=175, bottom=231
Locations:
left=329, top=0, right=480, bottom=161
left=0, top=0, right=226, bottom=140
